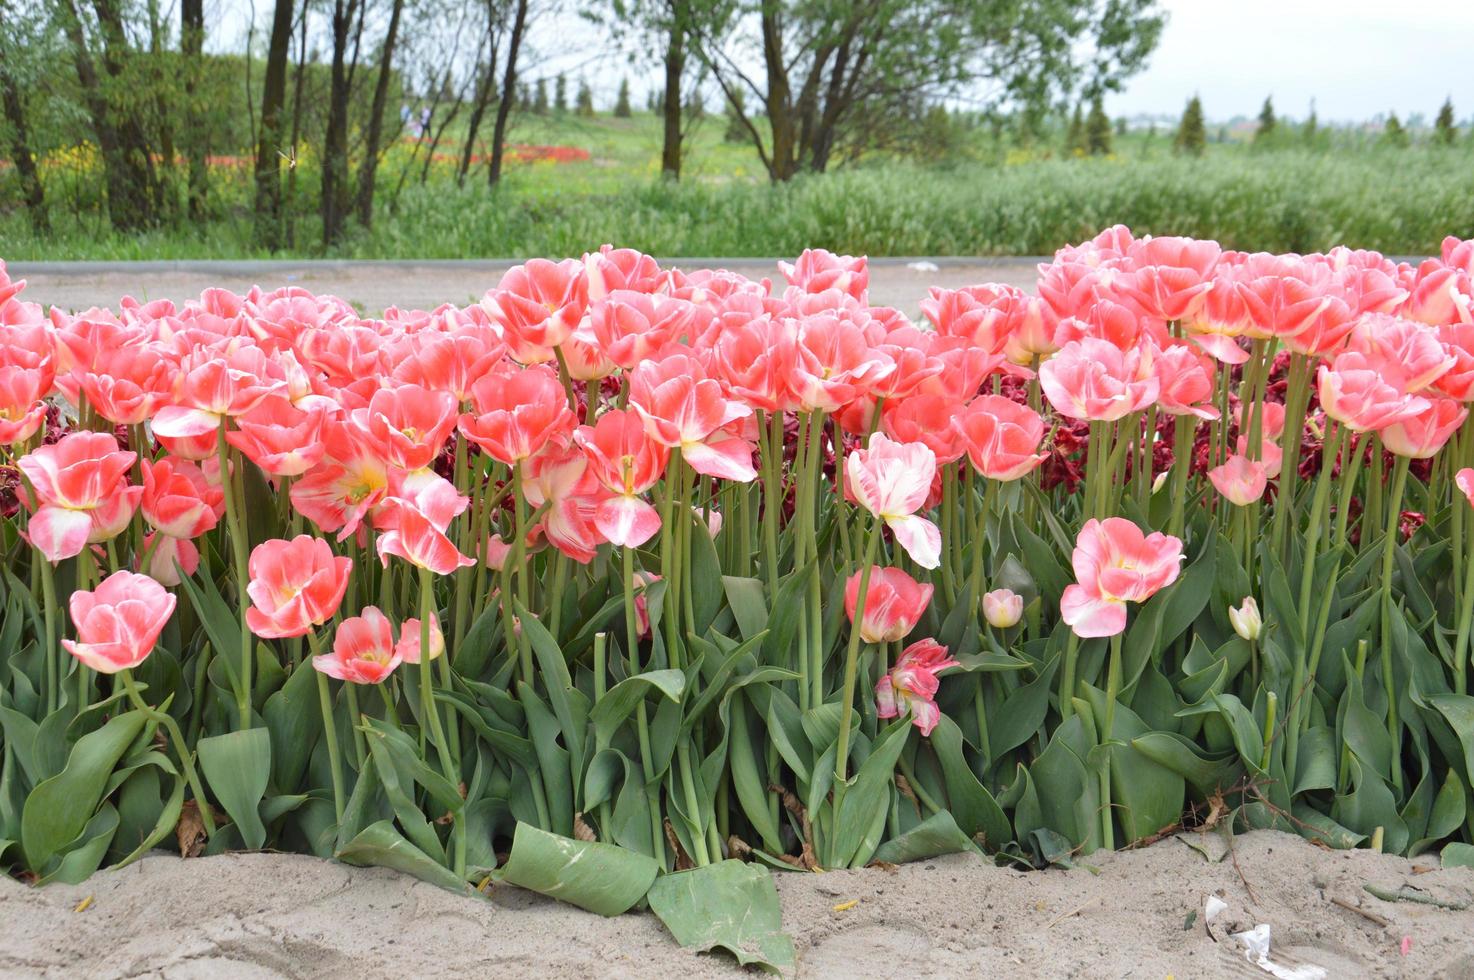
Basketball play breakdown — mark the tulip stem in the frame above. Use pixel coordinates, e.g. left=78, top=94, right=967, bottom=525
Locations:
left=217, top=422, right=253, bottom=731
left=307, top=631, right=346, bottom=824
left=1100, top=632, right=1122, bottom=849
left=510, top=462, right=534, bottom=687
left=39, top=552, right=58, bottom=715
left=835, top=517, right=883, bottom=784
left=1059, top=632, right=1081, bottom=721
left=420, top=567, right=466, bottom=877
left=622, top=544, right=666, bottom=867
left=120, top=667, right=217, bottom=837
left=1378, top=455, right=1411, bottom=794
left=344, top=684, right=366, bottom=767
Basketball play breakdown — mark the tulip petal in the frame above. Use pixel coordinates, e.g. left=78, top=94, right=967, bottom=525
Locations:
left=886, top=514, right=941, bottom=569
left=595, top=495, right=662, bottom=548
left=151, top=406, right=224, bottom=438
left=27, top=505, right=92, bottom=563
left=681, top=437, right=758, bottom=482
left=1060, top=583, right=1128, bottom=638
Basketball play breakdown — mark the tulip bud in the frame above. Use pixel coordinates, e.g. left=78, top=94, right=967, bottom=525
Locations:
left=1229, top=596, right=1261, bottom=641
left=982, top=588, right=1023, bottom=630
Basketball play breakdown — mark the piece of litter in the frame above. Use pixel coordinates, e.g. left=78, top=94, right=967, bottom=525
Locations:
left=907, top=261, right=940, bottom=273
left=832, top=899, right=858, bottom=912
left=1400, top=936, right=1412, bottom=957
left=73, top=895, right=93, bottom=913
left=1231, top=924, right=1327, bottom=980
left=1204, top=895, right=1227, bottom=922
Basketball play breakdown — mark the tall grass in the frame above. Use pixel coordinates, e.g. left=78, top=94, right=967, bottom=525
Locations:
left=3, top=148, right=1471, bottom=259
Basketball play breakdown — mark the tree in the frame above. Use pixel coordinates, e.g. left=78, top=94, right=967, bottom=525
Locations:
left=1434, top=97, right=1456, bottom=146
left=354, top=0, right=408, bottom=229
left=1255, top=96, right=1276, bottom=142
left=533, top=78, right=549, bottom=114
left=0, top=1, right=48, bottom=232
left=1303, top=100, right=1318, bottom=144
left=1065, top=104, right=1085, bottom=155
left=576, top=79, right=595, bottom=116
left=1383, top=111, right=1408, bottom=148
left=253, top=0, right=296, bottom=249
left=320, top=0, right=365, bottom=246
left=555, top=74, right=568, bottom=113
left=614, top=77, right=633, bottom=117
left=180, top=0, right=207, bottom=219
left=1173, top=95, right=1205, bottom=156
left=1085, top=94, right=1112, bottom=155
left=694, top=0, right=1165, bottom=181
left=489, top=0, right=532, bottom=187
left=724, top=87, right=746, bottom=142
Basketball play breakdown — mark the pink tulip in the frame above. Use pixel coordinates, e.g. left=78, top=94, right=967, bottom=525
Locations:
left=983, top=588, right=1024, bottom=629
left=395, top=614, right=445, bottom=664
left=62, top=570, right=176, bottom=674
left=779, top=249, right=868, bottom=300
left=18, top=431, right=142, bottom=562
left=1152, top=342, right=1221, bottom=419
left=1349, top=313, right=1456, bottom=394
left=374, top=475, right=474, bottom=575
left=314, top=606, right=402, bottom=684
left=152, top=344, right=284, bottom=438
left=1457, top=468, right=1474, bottom=509
left=954, top=395, right=1048, bottom=482
left=245, top=535, right=354, bottom=639
left=459, top=364, right=576, bottom=466
left=1039, top=337, right=1159, bottom=422
left=1061, top=518, right=1184, bottom=638
left=352, top=383, right=458, bottom=471
left=142, top=457, right=224, bottom=539
left=882, top=393, right=965, bottom=465
left=587, top=291, right=693, bottom=369
left=844, top=566, right=934, bottom=644
left=483, top=258, right=587, bottom=353
left=0, top=365, right=49, bottom=445
left=1119, top=236, right=1221, bottom=322
left=714, top=314, right=799, bottom=413
left=574, top=409, right=669, bottom=548
left=630, top=353, right=756, bottom=481
left=875, top=638, right=958, bottom=736
left=1317, top=351, right=1431, bottom=433
left=1380, top=397, right=1468, bottom=459
left=289, top=421, right=391, bottom=539
left=846, top=433, right=941, bottom=568
left=522, top=446, right=605, bottom=563
left=1207, top=454, right=1269, bottom=506
left=227, top=396, right=327, bottom=477
left=142, top=533, right=199, bottom=587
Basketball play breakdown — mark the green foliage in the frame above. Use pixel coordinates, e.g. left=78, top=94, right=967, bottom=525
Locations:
left=614, top=78, right=633, bottom=119
left=1434, top=98, right=1457, bottom=146
left=1085, top=95, right=1113, bottom=156
left=1384, top=112, right=1409, bottom=148
left=576, top=80, right=595, bottom=118
left=1256, top=96, right=1276, bottom=142
left=1174, top=95, right=1205, bottom=156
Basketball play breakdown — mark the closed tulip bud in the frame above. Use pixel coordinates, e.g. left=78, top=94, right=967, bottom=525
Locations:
left=1229, top=596, right=1262, bottom=641
left=982, top=589, right=1023, bottom=630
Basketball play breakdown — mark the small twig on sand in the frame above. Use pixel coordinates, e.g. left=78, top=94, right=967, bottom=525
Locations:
left=1225, top=832, right=1260, bottom=906
left=1364, top=884, right=1472, bottom=910
left=1043, top=896, right=1097, bottom=931
left=1330, top=896, right=1390, bottom=927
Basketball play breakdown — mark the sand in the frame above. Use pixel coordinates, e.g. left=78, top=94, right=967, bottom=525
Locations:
left=3, top=830, right=1473, bottom=978
left=4, top=258, right=1042, bottom=319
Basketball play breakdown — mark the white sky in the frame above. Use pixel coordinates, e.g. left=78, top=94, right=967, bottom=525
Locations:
left=1108, top=0, right=1474, bottom=122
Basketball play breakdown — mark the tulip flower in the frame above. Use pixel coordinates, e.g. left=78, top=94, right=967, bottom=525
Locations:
left=141, top=457, right=224, bottom=539
left=1152, top=342, right=1221, bottom=419
left=881, top=393, right=965, bottom=465
left=846, top=433, right=942, bottom=568
left=18, top=431, right=142, bottom=562
left=1118, top=235, right=1221, bottom=322
left=62, top=570, right=176, bottom=674
left=983, top=588, right=1024, bottom=630
left=630, top=353, right=757, bottom=481
left=587, top=290, right=693, bottom=369
left=1061, top=517, right=1184, bottom=638
left=1039, top=337, right=1159, bottom=422
left=954, top=395, right=1048, bottom=481
left=352, top=383, right=458, bottom=471
left=1208, top=454, right=1269, bottom=506
left=574, top=409, right=670, bottom=548
left=1380, top=397, right=1468, bottom=459
left=459, top=365, right=576, bottom=466
left=483, top=258, right=587, bottom=354
left=1229, top=597, right=1262, bottom=642
left=1348, top=313, right=1456, bottom=394
left=395, top=614, right=445, bottom=664
left=152, top=344, right=285, bottom=438
left=314, top=606, right=402, bottom=684
left=244, top=535, right=354, bottom=639
left=289, top=421, right=391, bottom=539
left=226, top=397, right=328, bottom=477
left=875, top=638, right=959, bottom=736
left=1459, top=468, right=1474, bottom=509
left=844, top=566, right=934, bottom=644
left=779, top=248, right=868, bottom=300
left=374, top=476, right=475, bottom=575
left=142, top=532, right=200, bottom=587
left=1317, top=351, right=1430, bottom=433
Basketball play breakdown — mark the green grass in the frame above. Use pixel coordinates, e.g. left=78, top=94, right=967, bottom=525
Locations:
left=3, top=112, right=1472, bottom=259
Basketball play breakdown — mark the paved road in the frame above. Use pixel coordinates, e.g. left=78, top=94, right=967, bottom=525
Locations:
left=6, top=258, right=1044, bottom=318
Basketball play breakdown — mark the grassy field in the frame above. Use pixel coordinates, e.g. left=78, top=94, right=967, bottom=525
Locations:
left=3, top=111, right=1472, bottom=259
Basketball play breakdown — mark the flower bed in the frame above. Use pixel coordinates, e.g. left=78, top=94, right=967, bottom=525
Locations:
left=1, top=234, right=1473, bottom=966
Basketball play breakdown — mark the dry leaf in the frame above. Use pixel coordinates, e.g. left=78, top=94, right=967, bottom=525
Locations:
left=176, top=800, right=209, bottom=858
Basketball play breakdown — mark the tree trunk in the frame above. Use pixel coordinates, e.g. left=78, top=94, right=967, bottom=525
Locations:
left=0, top=29, right=48, bottom=233
left=58, top=0, right=157, bottom=230
left=353, top=0, right=405, bottom=228
left=759, top=0, right=795, bottom=181
left=253, top=0, right=295, bottom=250
left=91, top=0, right=162, bottom=220
left=458, top=46, right=497, bottom=187
left=285, top=6, right=309, bottom=248
left=659, top=9, right=684, bottom=179
left=181, top=0, right=207, bottom=219
left=321, top=0, right=360, bottom=246
left=488, top=0, right=528, bottom=186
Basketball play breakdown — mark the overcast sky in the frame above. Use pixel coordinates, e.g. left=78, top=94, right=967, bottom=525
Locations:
left=1108, top=0, right=1474, bottom=122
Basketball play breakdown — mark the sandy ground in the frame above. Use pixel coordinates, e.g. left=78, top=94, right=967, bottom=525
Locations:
left=3, top=830, right=1473, bottom=978
left=3, top=258, right=1043, bottom=319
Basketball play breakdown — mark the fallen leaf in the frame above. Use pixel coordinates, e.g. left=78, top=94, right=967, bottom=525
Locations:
left=176, top=800, right=209, bottom=858
left=73, top=895, right=93, bottom=913
left=832, top=899, right=858, bottom=912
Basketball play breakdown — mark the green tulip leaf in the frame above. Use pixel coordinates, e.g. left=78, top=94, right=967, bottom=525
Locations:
left=647, top=860, right=795, bottom=974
